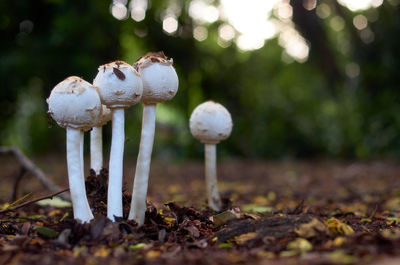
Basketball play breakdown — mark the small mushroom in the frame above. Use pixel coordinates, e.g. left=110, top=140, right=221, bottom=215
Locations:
left=47, top=76, right=102, bottom=223
left=128, top=52, right=179, bottom=225
left=90, top=105, right=112, bottom=175
left=93, top=61, right=143, bottom=221
left=189, top=101, right=233, bottom=211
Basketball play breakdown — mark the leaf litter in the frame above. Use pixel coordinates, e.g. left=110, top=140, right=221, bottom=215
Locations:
left=1, top=161, right=400, bottom=264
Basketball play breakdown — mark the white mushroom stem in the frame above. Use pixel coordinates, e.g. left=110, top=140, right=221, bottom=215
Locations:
left=66, top=127, right=94, bottom=223
left=80, top=133, right=84, bottom=178
left=107, top=108, right=125, bottom=221
left=128, top=104, right=156, bottom=225
left=205, top=143, right=222, bottom=211
left=90, top=126, right=103, bottom=175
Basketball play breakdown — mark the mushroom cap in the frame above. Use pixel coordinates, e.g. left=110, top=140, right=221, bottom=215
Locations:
left=134, top=52, right=179, bottom=105
left=189, top=101, right=233, bottom=144
left=47, top=76, right=102, bottom=131
left=93, top=60, right=143, bottom=109
left=96, top=105, right=112, bottom=127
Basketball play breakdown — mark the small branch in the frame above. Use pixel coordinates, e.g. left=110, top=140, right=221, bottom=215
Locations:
left=12, top=167, right=26, bottom=201
left=0, top=188, right=69, bottom=214
left=0, top=146, right=70, bottom=201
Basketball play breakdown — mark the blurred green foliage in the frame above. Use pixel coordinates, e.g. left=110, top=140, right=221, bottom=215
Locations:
left=0, top=0, right=400, bottom=159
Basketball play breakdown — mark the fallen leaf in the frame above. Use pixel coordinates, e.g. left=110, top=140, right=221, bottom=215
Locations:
left=93, top=246, right=110, bottom=258
left=146, top=250, right=161, bottom=258
left=380, top=228, right=400, bottom=240
left=218, top=243, right=233, bottom=248
left=34, top=226, right=59, bottom=239
left=185, top=225, right=200, bottom=238
left=280, top=250, right=299, bottom=257
left=295, top=218, right=327, bottom=238
left=328, top=250, right=357, bottom=264
left=29, top=238, right=45, bottom=245
left=286, top=238, right=313, bottom=253
left=333, top=236, right=347, bottom=247
left=234, top=232, right=258, bottom=245
left=325, top=218, right=354, bottom=236
left=212, top=211, right=238, bottom=227
left=241, top=204, right=273, bottom=214
left=129, top=243, right=147, bottom=251
left=37, top=197, right=72, bottom=208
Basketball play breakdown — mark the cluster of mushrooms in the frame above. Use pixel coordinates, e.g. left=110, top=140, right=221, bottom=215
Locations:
left=47, top=52, right=233, bottom=225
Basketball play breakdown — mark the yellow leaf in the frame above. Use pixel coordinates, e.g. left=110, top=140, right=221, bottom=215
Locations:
left=295, top=218, right=327, bottom=238
left=146, top=250, right=161, bottom=258
left=257, top=250, right=275, bottom=259
left=326, top=218, right=354, bottom=236
left=280, top=250, right=299, bottom=257
left=164, top=217, right=176, bottom=227
left=218, top=243, right=233, bottom=248
left=333, top=237, right=347, bottom=247
left=60, top=212, right=69, bottom=222
left=94, top=246, right=110, bottom=258
left=73, top=246, right=86, bottom=257
left=380, top=228, right=400, bottom=240
left=48, top=210, right=62, bottom=217
left=29, top=238, right=45, bottom=245
left=0, top=203, right=10, bottom=210
left=328, top=250, right=357, bottom=264
left=286, top=238, right=312, bottom=253
left=7, top=193, right=33, bottom=209
left=129, top=243, right=146, bottom=251
left=234, top=232, right=258, bottom=245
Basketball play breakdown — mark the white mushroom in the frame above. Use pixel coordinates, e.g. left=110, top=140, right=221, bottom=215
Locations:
left=93, top=61, right=143, bottom=221
left=47, top=76, right=102, bottom=223
left=90, top=105, right=112, bottom=175
left=189, top=101, right=233, bottom=211
left=128, top=52, right=179, bottom=225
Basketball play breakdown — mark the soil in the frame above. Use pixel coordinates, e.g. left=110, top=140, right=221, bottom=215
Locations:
left=1, top=158, right=400, bottom=265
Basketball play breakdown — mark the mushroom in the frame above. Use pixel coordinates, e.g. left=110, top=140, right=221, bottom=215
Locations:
left=90, top=105, right=112, bottom=175
left=189, top=101, right=233, bottom=211
left=128, top=52, right=179, bottom=225
left=93, top=61, right=143, bottom=221
left=47, top=76, right=102, bottom=223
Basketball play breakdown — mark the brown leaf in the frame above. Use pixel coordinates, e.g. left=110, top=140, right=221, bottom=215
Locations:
left=113, top=67, right=126, bottom=80
left=185, top=225, right=200, bottom=238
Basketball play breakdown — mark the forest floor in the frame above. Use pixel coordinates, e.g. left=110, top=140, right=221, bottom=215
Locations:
left=1, top=156, right=400, bottom=265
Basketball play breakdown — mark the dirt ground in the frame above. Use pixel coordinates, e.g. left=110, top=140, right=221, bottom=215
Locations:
left=1, top=155, right=400, bottom=265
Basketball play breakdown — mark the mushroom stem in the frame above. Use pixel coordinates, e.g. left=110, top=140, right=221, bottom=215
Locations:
left=90, top=126, right=103, bottom=175
left=66, top=127, right=94, bottom=223
left=107, top=108, right=125, bottom=221
left=129, top=104, right=156, bottom=225
left=80, top=133, right=84, bottom=178
left=205, top=144, right=222, bottom=211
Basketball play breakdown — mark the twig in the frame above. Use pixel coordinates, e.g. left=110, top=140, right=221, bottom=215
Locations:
left=0, top=146, right=69, bottom=201
left=0, top=188, right=69, bottom=214
left=12, top=167, right=26, bottom=201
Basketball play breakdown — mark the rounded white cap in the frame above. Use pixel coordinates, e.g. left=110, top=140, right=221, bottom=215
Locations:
left=96, top=105, right=112, bottom=127
left=134, top=52, right=178, bottom=105
left=189, top=101, right=233, bottom=144
left=93, top=61, right=143, bottom=109
left=47, top=76, right=102, bottom=131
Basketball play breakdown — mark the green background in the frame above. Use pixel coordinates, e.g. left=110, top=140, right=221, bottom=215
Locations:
left=1, top=0, right=400, bottom=160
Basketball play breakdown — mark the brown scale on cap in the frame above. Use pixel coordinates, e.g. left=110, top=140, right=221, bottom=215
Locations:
left=133, top=51, right=169, bottom=71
